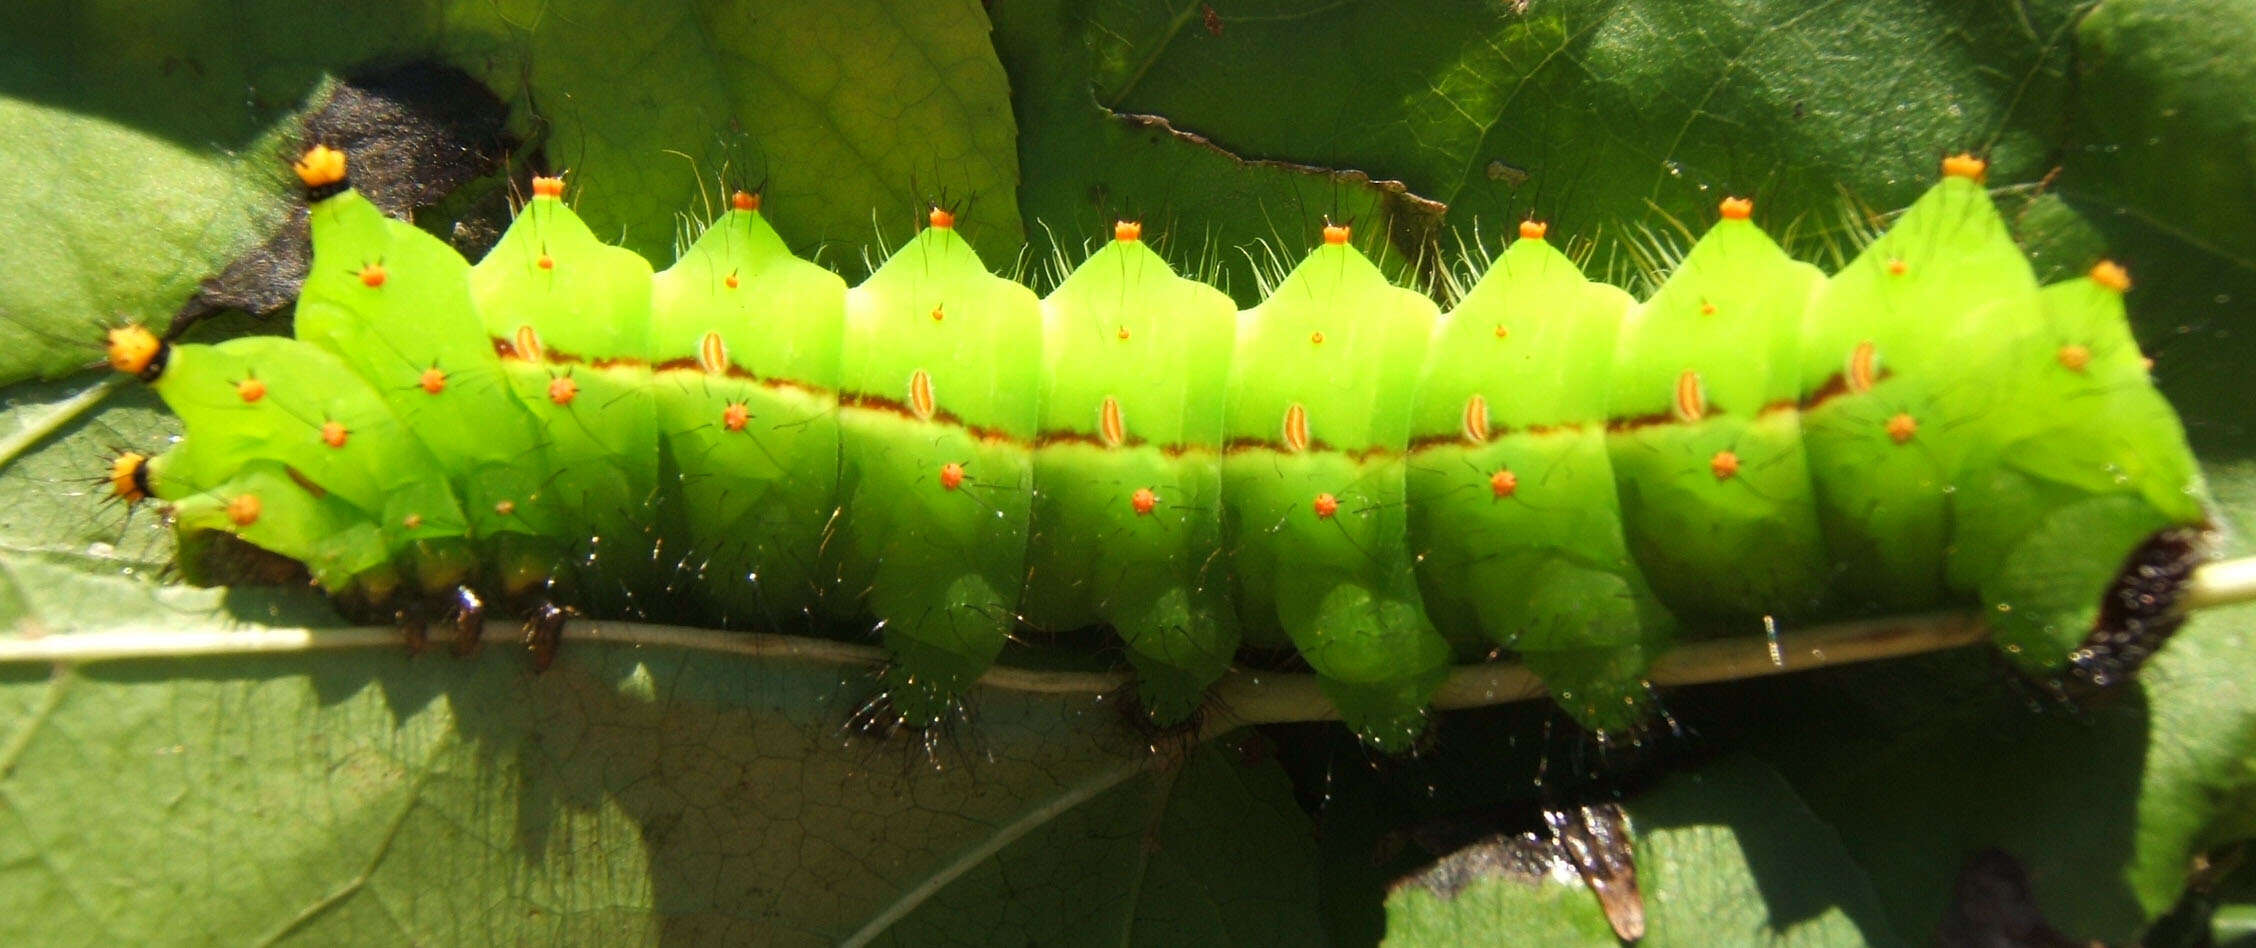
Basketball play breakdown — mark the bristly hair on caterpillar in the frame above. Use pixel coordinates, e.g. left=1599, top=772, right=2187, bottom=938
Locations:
left=104, top=144, right=2213, bottom=758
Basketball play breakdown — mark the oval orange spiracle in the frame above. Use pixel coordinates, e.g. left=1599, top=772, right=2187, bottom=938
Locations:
left=1673, top=370, right=1707, bottom=423
left=1461, top=393, right=1491, bottom=445
left=1098, top=396, right=1127, bottom=448
left=1282, top=403, right=1311, bottom=453
left=1848, top=341, right=1879, bottom=394
left=699, top=331, right=729, bottom=375
left=908, top=369, right=937, bottom=421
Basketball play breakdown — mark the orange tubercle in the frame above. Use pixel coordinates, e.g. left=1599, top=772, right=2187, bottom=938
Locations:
left=226, top=494, right=262, bottom=527
left=724, top=272, right=739, bottom=290
left=536, top=254, right=555, bottom=271
left=1117, top=326, right=1131, bottom=341
left=105, top=326, right=162, bottom=376
left=1518, top=219, right=1548, bottom=241
left=358, top=263, right=387, bottom=287
left=939, top=462, right=966, bottom=490
left=1941, top=153, right=1988, bottom=182
left=1886, top=258, right=1907, bottom=277
left=1309, top=331, right=1325, bottom=345
left=1709, top=450, right=1740, bottom=480
left=723, top=402, right=751, bottom=432
left=1322, top=223, right=1350, bottom=245
left=1312, top=492, right=1340, bottom=519
left=732, top=190, right=760, bottom=212
left=928, top=207, right=955, bottom=230
left=1115, top=220, right=1142, bottom=242
left=108, top=452, right=149, bottom=502
left=1885, top=412, right=1918, bottom=444
left=547, top=376, right=578, bottom=405
left=1493, top=325, right=1509, bottom=340
left=292, top=145, right=348, bottom=189
left=531, top=175, right=565, bottom=200
left=2057, top=344, right=2092, bottom=373
left=2089, top=260, right=2132, bottom=294
left=1489, top=469, right=1518, bottom=499
left=419, top=367, right=447, bottom=394
left=320, top=420, right=349, bottom=448
left=1130, top=487, right=1158, bottom=516
left=1718, top=196, right=1753, bottom=221
left=236, top=377, right=266, bottom=403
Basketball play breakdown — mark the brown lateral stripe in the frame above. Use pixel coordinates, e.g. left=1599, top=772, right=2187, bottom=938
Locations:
left=493, top=336, right=1894, bottom=458
left=1406, top=421, right=1584, bottom=452
left=834, top=391, right=1019, bottom=444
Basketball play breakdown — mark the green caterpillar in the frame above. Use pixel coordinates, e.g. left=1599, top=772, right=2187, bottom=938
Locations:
left=105, top=146, right=2211, bottom=750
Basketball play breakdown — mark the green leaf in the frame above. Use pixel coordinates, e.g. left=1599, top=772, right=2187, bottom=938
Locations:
left=0, top=0, right=1021, bottom=384
left=1384, top=759, right=1897, bottom=946
left=0, top=559, right=1323, bottom=944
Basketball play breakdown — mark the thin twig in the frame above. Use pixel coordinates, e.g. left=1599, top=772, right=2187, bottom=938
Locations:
left=0, top=375, right=124, bottom=473
left=0, top=557, right=2249, bottom=726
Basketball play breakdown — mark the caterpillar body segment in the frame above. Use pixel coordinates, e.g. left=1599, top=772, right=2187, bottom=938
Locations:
left=1221, top=237, right=1451, bottom=750
left=297, top=189, right=569, bottom=592
left=125, top=332, right=474, bottom=595
left=162, top=458, right=397, bottom=597
left=1952, top=276, right=2205, bottom=675
left=470, top=185, right=663, bottom=613
left=1408, top=234, right=1674, bottom=732
left=1606, top=217, right=1833, bottom=621
left=110, top=148, right=2212, bottom=747
left=649, top=196, right=847, bottom=627
left=1793, top=175, right=2037, bottom=613
left=1020, top=233, right=1240, bottom=725
left=825, top=214, right=1045, bottom=725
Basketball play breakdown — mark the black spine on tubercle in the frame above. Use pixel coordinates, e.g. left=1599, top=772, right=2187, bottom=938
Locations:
left=306, top=175, right=351, bottom=203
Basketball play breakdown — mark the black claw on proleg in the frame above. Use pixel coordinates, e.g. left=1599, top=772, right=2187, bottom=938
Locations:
left=525, top=600, right=567, bottom=672
left=448, top=585, right=485, bottom=656
left=1548, top=803, right=1644, bottom=942
left=1391, top=801, right=1645, bottom=944
left=395, top=602, right=430, bottom=656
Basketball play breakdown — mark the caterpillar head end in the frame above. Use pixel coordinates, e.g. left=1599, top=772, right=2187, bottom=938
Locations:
left=731, top=190, right=760, bottom=212
left=1518, top=219, right=1548, bottom=241
left=108, top=452, right=151, bottom=503
left=1718, top=196, right=1754, bottom=221
left=927, top=206, right=955, bottom=230
left=1114, top=220, right=1142, bottom=242
left=1941, top=152, right=1988, bottom=183
left=1322, top=222, right=1351, bottom=245
left=292, top=145, right=349, bottom=199
left=530, top=175, right=566, bottom=200
left=105, top=325, right=165, bottom=380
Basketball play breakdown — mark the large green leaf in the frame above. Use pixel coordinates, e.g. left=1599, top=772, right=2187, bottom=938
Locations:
left=0, top=0, right=1020, bottom=383
left=1, top=0, right=2252, bottom=943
